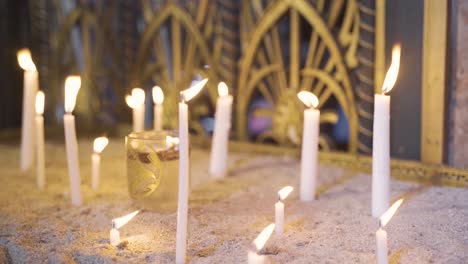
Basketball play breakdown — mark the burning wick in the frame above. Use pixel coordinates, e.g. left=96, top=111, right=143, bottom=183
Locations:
left=110, top=210, right=139, bottom=246
left=275, top=186, right=294, bottom=234
left=91, top=137, right=109, bottom=190
left=376, top=199, right=404, bottom=264
left=248, top=223, right=275, bottom=264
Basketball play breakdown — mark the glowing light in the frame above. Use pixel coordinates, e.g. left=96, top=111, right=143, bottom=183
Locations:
left=152, top=86, right=164, bottom=104
left=380, top=199, right=403, bottom=228
left=297, top=91, right=319, bottom=108
left=93, top=137, right=109, bottom=154
left=252, top=223, right=275, bottom=252
left=112, top=210, right=139, bottom=229
left=166, top=135, right=180, bottom=148
left=17, top=48, right=37, bottom=71
left=126, top=88, right=145, bottom=109
left=180, top=78, right=208, bottom=102
left=218, top=82, right=229, bottom=97
left=381, top=44, right=401, bottom=94
left=278, top=186, right=294, bottom=201
left=64, top=76, right=81, bottom=113
left=35, top=91, right=45, bottom=115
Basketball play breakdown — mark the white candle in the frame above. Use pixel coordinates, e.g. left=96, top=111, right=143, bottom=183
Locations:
left=110, top=210, right=139, bottom=246
left=91, top=136, right=109, bottom=190
left=209, top=82, right=233, bottom=179
left=126, top=88, right=145, bottom=132
left=248, top=223, right=275, bottom=264
left=275, top=186, right=293, bottom=234
left=297, top=91, right=320, bottom=201
left=64, top=76, right=82, bottom=206
left=17, top=49, right=38, bottom=171
left=375, top=199, right=403, bottom=264
left=152, top=86, right=164, bottom=131
left=176, top=78, right=208, bottom=264
left=372, top=45, right=401, bottom=217
left=35, top=91, right=45, bottom=190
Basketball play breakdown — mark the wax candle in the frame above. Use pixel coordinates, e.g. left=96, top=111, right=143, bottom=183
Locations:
left=372, top=45, right=401, bottom=217
left=297, top=91, right=320, bottom=201
left=375, top=199, right=403, bottom=264
left=275, top=186, right=293, bottom=234
left=209, top=82, right=233, bottom=179
left=64, top=76, right=82, bottom=206
left=91, top=136, right=109, bottom=190
left=109, top=210, right=139, bottom=246
left=176, top=78, right=208, bottom=264
left=35, top=91, right=45, bottom=190
left=17, top=49, right=38, bottom=171
left=248, top=223, right=275, bottom=264
left=152, top=86, right=164, bottom=131
left=126, top=88, right=145, bottom=132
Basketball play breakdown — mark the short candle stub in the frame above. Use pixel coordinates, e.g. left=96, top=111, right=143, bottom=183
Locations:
left=179, top=92, right=186, bottom=104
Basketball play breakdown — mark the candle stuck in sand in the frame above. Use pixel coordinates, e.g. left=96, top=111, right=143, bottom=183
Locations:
left=110, top=210, right=139, bottom=246
left=91, top=136, right=109, bottom=190
left=248, top=223, right=275, bottom=264
left=275, top=186, right=293, bottom=234
left=152, top=86, right=164, bottom=131
left=126, top=88, right=145, bottom=132
left=376, top=199, right=403, bottom=264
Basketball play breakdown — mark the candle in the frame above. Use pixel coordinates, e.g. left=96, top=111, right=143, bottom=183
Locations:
left=372, top=45, right=401, bottom=217
left=35, top=91, right=45, bottom=190
left=248, top=223, right=275, bottom=264
left=64, top=76, right=82, bottom=206
left=17, top=49, right=38, bottom=171
left=209, top=82, right=233, bottom=179
left=297, top=91, right=320, bottom=201
left=109, top=210, right=139, bottom=246
left=126, top=88, right=145, bottom=132
left=275, top=186, right=293, bottom=234
left=376, top=199, right=404, bottom=264
left=176, top=78, right=208, bottom=264
left=152, top=86, right=164, bottom=131
left=91, top=136, right=109, bottom=190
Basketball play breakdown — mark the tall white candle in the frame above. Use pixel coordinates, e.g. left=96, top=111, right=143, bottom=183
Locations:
left=209, top=82, right=233, bottom=179
left=64, top=76, right=82, bottom=206
left=176, top=78, right=208, bottom=264
left=152, top=86, right=164, bottom=131
left=126, top=88, right=145, bottom=132
left=248, top=223, right=275, bottom=264
left=91, top=136, right=109, bottom=190
left=275, top=186, right=293, bottom=234
left=375, top=199, right=403, bottom=264
left=297, top=91, right=320, bottom=201
left=35, top=91, right=45, bottom=190
left=372, top=45, right=401, bottom=217
left=17, top=49, right=38, bottom=171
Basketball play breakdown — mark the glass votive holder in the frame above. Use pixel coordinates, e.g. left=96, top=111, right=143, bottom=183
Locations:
left=126, top=130, right=180, bottom=212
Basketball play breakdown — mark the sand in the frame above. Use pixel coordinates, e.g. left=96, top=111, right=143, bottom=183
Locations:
left=0, top=138, right=467, bottom=263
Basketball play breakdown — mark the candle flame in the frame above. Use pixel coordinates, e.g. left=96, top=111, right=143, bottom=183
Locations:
left=35, top=91, right=45, bottom=115
left=17, top=48, right=37, bottom=71
left=64, top=76, right=81, bottom=113
left=112, top=210, right=139, bottom=229
left=253, top=223, right=275, bottom=252
left=180, top=78, right=208, bottom=102
left=93, top=137, right=109, bottom=154
left=381, top=44, right=401, bottom=94
left=278, top=186, right=294, bottom=201
left=126, top=88, right=145, bottom=109
left=152, top=86, right=164, bottom=104
left=165, top=135, right=180, bottom=148
left=218, top=82, right=229, bottom=97
left=379, top=198, right=404, bottom=228
left=297, top=91, right=319, bottom=108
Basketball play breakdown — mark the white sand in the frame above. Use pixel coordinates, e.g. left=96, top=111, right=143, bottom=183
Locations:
left=0, top=139, right=467, bottom=263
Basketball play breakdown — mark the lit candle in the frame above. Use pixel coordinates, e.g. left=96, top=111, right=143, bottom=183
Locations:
left=126, top=88, right=145, bottom=132
left=109, top=210, right=139, bottom=246
left=152, top=86, right=164, bottom=131
left=275, top=186, right=293, bottom=234
left=376, top=199, right=404, bottom=264
left=35, top=91, right=45, bottom=190
left=64, top=76, right=82, bottom=206
left=297, top=91, right=320, bottom=201
left=247, top=223, right=275, bottom=264
left=176, top=78, right=208, bottom=264
left=91, top=136, right=109, bottom=191
left=372, top=45, right=401, bottom=217
left=17, top=49, right=38, bottom=171
left=209, top=82, right=233, bottom=179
